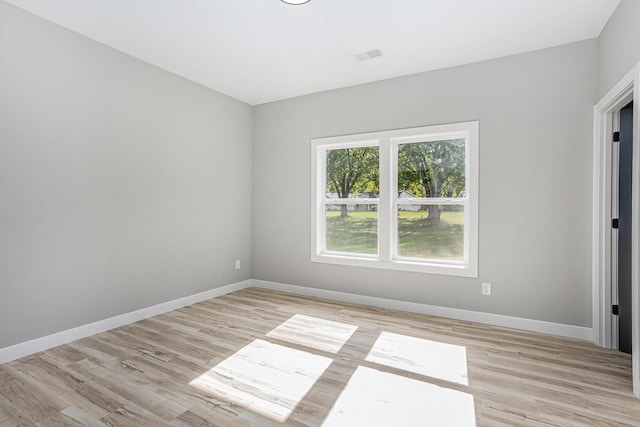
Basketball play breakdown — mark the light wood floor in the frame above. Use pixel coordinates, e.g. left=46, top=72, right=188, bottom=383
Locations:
left=1, top=287, right=638, bottom=426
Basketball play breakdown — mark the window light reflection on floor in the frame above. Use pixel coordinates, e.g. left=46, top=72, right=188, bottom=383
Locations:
left=266, top=314, right=358, bottom=354
left=365, top=331, right=469, bottom=385
left=322, top=366, right=476, bottom=427
left=189, top=339, right=333, bottom=423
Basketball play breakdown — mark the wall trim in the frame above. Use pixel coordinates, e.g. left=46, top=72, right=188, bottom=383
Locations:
left=0, top=280, right=253, bottom=364
left=1, top=277, right=595, bottom=365
left=252, top=280, right=594, bottom=341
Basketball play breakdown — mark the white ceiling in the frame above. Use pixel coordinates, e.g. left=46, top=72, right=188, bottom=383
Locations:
left=5, top=0, right=621, bottom=105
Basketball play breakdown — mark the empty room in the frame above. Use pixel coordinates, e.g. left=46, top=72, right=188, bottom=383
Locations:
left=2, top=0, right=640, bottom=425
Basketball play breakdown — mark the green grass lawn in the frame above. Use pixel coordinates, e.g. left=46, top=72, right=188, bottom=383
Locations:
left=326, top=210, right=463, bottom=260
left=326, top=210, right=378, bottom=254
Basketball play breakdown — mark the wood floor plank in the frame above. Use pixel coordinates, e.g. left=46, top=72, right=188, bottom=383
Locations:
left=0, top=409, right=22, bottom=427
left=1, top=287, right=639, bottom=426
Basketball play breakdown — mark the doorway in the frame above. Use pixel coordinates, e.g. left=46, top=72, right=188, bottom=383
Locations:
left=593, top=63, right=640, bottom=398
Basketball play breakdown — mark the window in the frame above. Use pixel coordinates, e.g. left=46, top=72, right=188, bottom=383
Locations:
left=311, top=122, right=478, bottom=277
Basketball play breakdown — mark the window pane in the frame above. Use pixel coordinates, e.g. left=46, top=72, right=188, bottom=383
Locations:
left=326, top=205, right=378, bottom=255
left=397, top=205, right=464, bottom=261
left=326, top=146, right=379, bottom=198
left=397, top=139, right=465, bottom=198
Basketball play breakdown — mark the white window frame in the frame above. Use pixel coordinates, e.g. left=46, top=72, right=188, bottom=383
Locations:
left=311, top=121, right=479, bottom=277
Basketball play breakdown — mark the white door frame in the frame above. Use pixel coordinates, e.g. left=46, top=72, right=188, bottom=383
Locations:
left=593, top=63, right=640, bottom=398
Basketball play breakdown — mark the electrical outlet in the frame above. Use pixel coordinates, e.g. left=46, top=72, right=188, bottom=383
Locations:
left=235, top=260, right=241, bottom=270
left=481, top=282, right=491, bottom=296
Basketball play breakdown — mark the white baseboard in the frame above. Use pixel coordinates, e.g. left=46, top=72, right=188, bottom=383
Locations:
left=0, top=278, right=594, bottom=365
left=252, top=279, right=594, bottom=341
left=0, top=280, right=253, bottom=364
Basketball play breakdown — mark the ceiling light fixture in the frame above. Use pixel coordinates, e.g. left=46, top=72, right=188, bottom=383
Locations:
left=281, top=0, right=310, bottom=4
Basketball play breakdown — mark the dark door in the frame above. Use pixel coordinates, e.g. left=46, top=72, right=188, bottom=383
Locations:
left=618, top=101, right=633, bottom=354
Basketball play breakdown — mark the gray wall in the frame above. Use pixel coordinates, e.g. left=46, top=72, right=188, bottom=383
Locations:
left=253, top=40, right=598, bottom=327
left=0, top=0, right=609, bottom=349
left=598, top=0, right=640, bottom=97
left=0, top=2, right=253, bottom=348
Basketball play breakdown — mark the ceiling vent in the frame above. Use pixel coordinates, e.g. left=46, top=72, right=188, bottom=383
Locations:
left=355, top=49, right=383, bottom=61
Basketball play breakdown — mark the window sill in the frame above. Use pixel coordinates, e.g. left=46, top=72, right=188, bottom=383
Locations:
left=311, top=253, right=478, bottom=278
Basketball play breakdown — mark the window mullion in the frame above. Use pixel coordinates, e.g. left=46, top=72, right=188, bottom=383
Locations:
left=378, top=138, right=392, bottom=261
left=318, top=148, right=327, bottom=254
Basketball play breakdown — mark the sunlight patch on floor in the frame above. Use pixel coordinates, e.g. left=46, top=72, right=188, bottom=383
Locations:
left=322, top=366, right=476, bottom=427
left=266, top=314, right=358, bottom=354
left=365, top=331, right=469, bottom=385
left=189, top=339, right=333, bottom=422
